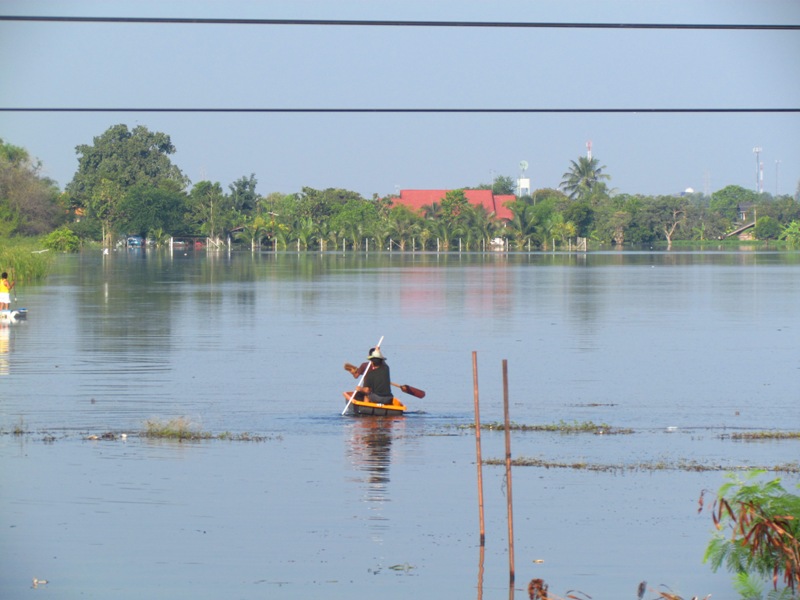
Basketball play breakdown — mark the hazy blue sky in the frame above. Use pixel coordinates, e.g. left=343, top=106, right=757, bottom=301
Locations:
left=1, top=0, right=798, bottom=199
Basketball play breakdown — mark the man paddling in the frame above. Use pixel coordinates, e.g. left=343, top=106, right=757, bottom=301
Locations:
left=345, top=347, right=376, bottom=379
left=355, top=348, right=394, bottom=405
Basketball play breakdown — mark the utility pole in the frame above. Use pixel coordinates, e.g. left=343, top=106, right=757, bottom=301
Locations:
left=752, top=146, right=762, bottom=193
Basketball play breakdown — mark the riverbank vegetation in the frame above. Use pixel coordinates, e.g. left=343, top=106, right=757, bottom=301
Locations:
left=3, top=127, right=800, bottom=255
left=0, top=238, right=54, bottom=282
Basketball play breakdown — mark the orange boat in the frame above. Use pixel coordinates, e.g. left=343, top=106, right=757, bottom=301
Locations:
left=341, top=391, right=406, bottom=416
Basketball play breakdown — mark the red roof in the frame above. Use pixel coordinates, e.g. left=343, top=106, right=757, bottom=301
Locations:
left=394, top=190, right=514, bottom=221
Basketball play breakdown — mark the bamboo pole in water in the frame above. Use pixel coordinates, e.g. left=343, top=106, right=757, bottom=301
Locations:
left=472, top=351, right=485, bottom=547
left=502, top=358, right=515, bottom=585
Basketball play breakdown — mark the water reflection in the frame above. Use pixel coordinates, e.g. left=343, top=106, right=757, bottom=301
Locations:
left=0, top=324, right=10, bottom=376
left=345, top=417, right=404, bottom=536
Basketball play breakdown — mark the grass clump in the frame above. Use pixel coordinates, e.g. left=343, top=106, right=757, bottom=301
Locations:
left=142, top=419, right=273, bottom=442
left=724, top=431, right=800, bottom=441
left=485, top=457, right=800, bottom=473
left=462, top=420, right=633, bottom=435
left=142, top=417, right=212, bottom=441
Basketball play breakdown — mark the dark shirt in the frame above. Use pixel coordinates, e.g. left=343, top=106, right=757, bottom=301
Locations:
left=363, top=362, right=392, bottom=398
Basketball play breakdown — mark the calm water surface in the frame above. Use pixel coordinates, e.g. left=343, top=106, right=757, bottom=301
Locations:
left=1, top=249, right=798, bottom=599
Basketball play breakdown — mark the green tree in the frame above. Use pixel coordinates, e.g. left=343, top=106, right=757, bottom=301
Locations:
left=0, top=139, right=64, bottom=236
left=754, top=216, right=781, bottom=240
left=492, top=175, right=517, bottom=196
left=66, top=124, right=187, bottom=244
left=329, top=199, right=379, bottom=250
left=649, top=195, right=689, bottom=247
left=561, top=199, right=594, bottom=238
left=462, top=204, right=499, bottom=250
left=116, top=184, right=188, bottom=239
left=43, top=226, right=81, bottom=252
left=187, top=181, right=228, bottom=241
left=229, top=174, right=259, bottom=214
left=710, top=185, right=758, bottom=222
left=235, top=214, right=271, bottom=251
left=780, top=221, right=800, bottom=246
left=386, top=204, right=422, bottom=251
left=440, top=189, right=469, bottom=227
left=593, top=196, right=635, bottom=245
left=560, top=156, right=611, bottom=201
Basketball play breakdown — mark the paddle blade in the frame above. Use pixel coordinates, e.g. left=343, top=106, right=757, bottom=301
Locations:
left=400, top=384, right=426, bottom=399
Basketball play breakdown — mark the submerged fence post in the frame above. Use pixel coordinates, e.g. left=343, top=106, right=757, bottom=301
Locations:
left=472, top=351, right=485, bottom=547
left=502, top=358, right=515, bottom=585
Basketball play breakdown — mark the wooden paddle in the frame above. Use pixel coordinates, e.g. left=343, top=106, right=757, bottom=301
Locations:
left=344, top=363, right=425, bottom=398
left=392, top=382, right=426, bottom=399
left=342, top=336, right=383, bottom=415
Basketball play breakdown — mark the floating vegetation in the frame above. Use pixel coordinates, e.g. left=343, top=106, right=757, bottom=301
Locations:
left=217, top=431, right=274, bottom=442
left=388, top=563, right=415, bottom=572
left=722, top=431, right=800, bottom=441
left=484, top=456, right=800, bottom=473
left=143, top=417, right=213, bottom=440
left=142, top=418, right=273, bottom=442
left=2, top=422, right=276, bottom=443
left=461, top=420, right=633, bottom=435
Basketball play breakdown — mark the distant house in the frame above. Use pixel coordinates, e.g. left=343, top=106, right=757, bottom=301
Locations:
left=392, top=189, right=515, bottom=221
left=737, top=202, right=755, bottom=222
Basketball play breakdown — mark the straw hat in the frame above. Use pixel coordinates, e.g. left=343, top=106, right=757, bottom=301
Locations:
left=367, top=348, right=387, bottom=360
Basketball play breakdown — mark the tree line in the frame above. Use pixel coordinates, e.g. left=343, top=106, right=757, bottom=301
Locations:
left=2, top=124, right=800, bottom=252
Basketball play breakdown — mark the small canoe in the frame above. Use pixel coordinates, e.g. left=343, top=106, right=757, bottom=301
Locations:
left=0, top=308, right=27, bottom=323
left=342, top=391, right=406, bottom=416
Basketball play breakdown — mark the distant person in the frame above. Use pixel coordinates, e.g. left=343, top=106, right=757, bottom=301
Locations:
left=356, top=348, right=394, bottom=405
left=0, top=272, right=14, bottom=310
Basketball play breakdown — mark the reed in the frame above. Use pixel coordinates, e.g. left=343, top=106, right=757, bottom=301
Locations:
left=0, top=238, right=53, bottom=281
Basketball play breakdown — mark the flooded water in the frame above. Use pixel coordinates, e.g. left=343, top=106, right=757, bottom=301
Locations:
left=1, top=249, right=799, bottom=599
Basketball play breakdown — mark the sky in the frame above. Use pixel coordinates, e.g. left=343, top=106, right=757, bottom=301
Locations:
left=1, top=0, right=799, bottom=200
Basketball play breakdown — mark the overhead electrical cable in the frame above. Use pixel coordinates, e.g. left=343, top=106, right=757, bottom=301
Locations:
left=2, top=15, right=796, bottom=114
left=0, top=15, right=798, bottom=30
left=1, top=108, right=797, bottom=114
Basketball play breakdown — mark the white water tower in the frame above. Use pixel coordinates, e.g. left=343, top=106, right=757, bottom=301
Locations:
left=517, top=160, right=530, bottom=197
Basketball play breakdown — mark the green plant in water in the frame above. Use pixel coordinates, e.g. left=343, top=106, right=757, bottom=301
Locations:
left=142, top=417, right=212, bottom=440
left=463, top=420, right=632, bottom=435
left=700, top=471, right=800, bottom=597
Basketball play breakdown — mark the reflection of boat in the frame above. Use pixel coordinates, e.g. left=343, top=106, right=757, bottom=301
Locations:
left=0, top=308, right=27, bottom=323
left=342, top=391, right=406, bottom=416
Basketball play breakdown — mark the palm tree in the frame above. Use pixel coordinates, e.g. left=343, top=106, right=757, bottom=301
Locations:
left=506, top=200, right=540, bottom=250
left=462, top=204, right=498, bottom=250
left=235, top=215, right=270, bottom=251
left=560, top=156, right=611, bottom=201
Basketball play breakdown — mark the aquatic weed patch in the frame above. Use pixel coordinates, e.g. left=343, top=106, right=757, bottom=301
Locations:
left=461, top=420, right=634, bottom=435
left=143, top=417, right=213, bottom=440
left=141, top=420, right=275, bottom=442
left=721, top=431, right=800, bottom=441
left=484, top=457, right=800, bottom=473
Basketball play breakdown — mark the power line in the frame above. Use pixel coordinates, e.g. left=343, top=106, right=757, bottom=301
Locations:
left=1, top=107, right=797, bottom=113
left=1, top=15, right=798, bottom=30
